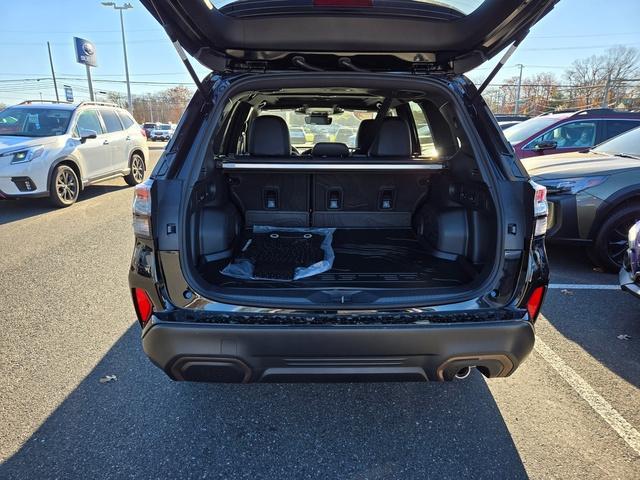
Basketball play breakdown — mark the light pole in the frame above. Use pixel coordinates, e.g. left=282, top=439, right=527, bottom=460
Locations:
left=514, top=63, right=524, bottom=114
left=101, top=2, right=133, bottom=111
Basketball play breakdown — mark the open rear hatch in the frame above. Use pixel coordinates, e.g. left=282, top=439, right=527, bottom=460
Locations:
left=141, top=0, right=558, bottom=73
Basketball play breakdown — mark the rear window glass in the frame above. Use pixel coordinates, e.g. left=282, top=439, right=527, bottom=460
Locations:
left=211, top=0, right=483, bottom=16
left=118, top=111, right=136, bottom=129
left=100, top=109, right=123, bottom=133
left=410, top=101, right=436, bottom=157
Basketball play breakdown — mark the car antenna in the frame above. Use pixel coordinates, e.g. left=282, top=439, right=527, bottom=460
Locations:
left=147, top=0, right=209, bottom=101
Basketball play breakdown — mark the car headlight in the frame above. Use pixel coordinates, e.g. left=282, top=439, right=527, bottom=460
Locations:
left=540, top=176, right=608, bottom=195
left=1, top=146, right=45, bottom=165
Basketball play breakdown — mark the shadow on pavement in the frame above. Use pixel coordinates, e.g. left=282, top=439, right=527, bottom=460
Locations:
left=0, top=184, right=131, bottom=225
left=542, top=290, right=640, bottom=389
left=1, top=325, right=527, bottom=480
left=546, top=245, right=618, bottom=285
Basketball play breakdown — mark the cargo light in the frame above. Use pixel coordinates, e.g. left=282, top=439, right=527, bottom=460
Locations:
left=132, top=288, right=153, bottom=326
left=526, top=286, right=545, bottom=320
left=132, top=179, right=153, bottom=237
left=531, top=181, right=548, bottom=236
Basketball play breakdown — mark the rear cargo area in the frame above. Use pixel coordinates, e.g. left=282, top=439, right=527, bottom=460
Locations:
left=202, top=227, right=475, bottom=289
left=181, top=83, right=501, bottom=305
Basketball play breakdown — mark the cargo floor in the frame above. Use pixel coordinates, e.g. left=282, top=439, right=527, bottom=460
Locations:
left=202, top=229, right=476, bottom=289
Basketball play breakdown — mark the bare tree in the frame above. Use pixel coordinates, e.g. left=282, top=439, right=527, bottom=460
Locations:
left=565, top=46, right=640, bottom=108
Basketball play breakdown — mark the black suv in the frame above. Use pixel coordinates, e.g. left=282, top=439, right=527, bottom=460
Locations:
left=129, top=0, right=554, bottom=383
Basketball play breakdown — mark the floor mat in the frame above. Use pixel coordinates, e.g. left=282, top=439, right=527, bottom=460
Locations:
left=221, top=226, right=335, bottom=281
left=210, top=229, right=475, bottom=288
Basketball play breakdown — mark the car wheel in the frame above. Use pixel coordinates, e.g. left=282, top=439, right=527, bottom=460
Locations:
left=124, top=153, right=145, bottom=186
left=589, top=204, right=640, bottom=272
left=49, top=164, right=80, bottom=207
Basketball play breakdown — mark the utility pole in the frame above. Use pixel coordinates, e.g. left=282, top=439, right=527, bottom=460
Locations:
left=602, top=74, right=612, bottom=108
left=86, top=65, right=95, bottom=101
left=47, top=42, right=59, bottom=102
left=514, top=64, right=524, bottom=114
left=102, top=2, right=133, bottom=111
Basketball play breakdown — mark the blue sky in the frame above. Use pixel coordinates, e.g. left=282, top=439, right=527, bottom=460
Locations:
left=1, top=0, right=639, bottom=105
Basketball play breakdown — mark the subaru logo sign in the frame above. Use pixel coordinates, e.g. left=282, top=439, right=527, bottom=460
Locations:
left=82, top=42, right=95, bottom=56
left=74, top=37, right=97, bottom=67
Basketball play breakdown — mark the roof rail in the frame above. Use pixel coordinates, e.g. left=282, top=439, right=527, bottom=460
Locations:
left=18, top=99, right=72, bottom=105
left=573, top=108, right=615, bottom=115
left=78, top=101, right=119, bottom=108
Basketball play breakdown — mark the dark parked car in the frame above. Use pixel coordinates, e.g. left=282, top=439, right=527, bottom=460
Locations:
left=528, top=126, right=640, bottom=271
left=129, top=0, right=553, bottom=384
left=620, top=220, right=640, bottom=299
left=505, top=109, right=640, bottom=159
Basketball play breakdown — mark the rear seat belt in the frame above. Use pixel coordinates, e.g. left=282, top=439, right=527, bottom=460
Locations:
left=362, top=96, right=393, bottom=153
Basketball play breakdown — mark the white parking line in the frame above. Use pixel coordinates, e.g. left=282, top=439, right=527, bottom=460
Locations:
left=548, top=283, right=620, bottom=290
left=534, top=335, right=640, bottom=456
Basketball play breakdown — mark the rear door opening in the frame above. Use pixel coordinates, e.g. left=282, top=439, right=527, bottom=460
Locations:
left=169, top=75, right=523, bottom=309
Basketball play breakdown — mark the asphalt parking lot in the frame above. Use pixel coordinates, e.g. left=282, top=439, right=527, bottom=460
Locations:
left=0, top=141, right=638, bottom=479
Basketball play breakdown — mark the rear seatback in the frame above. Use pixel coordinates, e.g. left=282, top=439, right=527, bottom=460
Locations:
left=226, top=116, right=433, bottom=228
left=312, top=118, right=429, bottom=227
left=228, top=115, right=311, bottom=226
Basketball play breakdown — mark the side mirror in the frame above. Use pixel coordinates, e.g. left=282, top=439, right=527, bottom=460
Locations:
left=79, top=129, right=97, bottom=144
left=533, top=140, right=557, bottom=152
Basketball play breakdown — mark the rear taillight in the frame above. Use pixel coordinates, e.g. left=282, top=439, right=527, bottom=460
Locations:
left=526, top=286, right=545, bottom=320
left=140, top=128, right=146, bottom=138
left=132, top=179, right=153, bottom=237
left=132, top=288, right=153, bottom=326
left=531, top=181, right=548, bottom=236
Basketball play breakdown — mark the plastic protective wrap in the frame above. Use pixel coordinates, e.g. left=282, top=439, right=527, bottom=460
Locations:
left=221, top=226, right=335, bottom=281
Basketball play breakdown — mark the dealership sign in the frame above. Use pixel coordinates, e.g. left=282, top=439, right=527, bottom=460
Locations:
left=74, top=37, right=97, bottom=67
left=63, top=85, right=74, bottom=102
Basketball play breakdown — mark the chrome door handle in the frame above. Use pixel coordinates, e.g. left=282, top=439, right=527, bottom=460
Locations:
left=103, top=139, right=109, bottom=145
left=125, top=136, right=131, bottom=141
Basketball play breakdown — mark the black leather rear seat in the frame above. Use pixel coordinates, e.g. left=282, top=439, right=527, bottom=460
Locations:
left=228, top=115, right=311, bottom=226
left=312, top=118, right=429, bottom=227
left=227, top=116, right=431, bottom=228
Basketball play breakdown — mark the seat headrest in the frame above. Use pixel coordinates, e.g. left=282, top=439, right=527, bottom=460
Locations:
left=368, top=117, right=412, bottom=157
left=312, top=142, right=350, bottom=158
left=248, top=115, right=290, bottom=156
left=356, top=119, right=376, bottom=150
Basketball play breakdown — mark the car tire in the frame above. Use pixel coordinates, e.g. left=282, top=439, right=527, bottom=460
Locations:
left=588, top=204, right=640, bottom=272
left=124, top=153, right=145, bottom=186
left=49, top=164, right=80, bottom=207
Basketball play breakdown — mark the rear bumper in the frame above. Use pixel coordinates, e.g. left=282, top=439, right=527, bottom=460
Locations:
left=142, top=318, right=535, bottom=383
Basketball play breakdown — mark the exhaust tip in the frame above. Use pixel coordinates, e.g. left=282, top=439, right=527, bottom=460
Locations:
left=454, top=366, right=472, bottom=380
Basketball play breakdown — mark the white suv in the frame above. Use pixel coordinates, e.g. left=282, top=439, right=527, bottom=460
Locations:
left=0, top=101, right=149, bottom=207
left=149, top=123, right=174, bottom=141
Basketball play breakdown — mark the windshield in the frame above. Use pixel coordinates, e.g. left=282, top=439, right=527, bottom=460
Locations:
left=157, top=124, right=171, bottom=130
left=592, top=126, right=640, bottom=157
left=504, top=116, right=563, bottom=144
left=0, top=107, right=72, bottom=137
